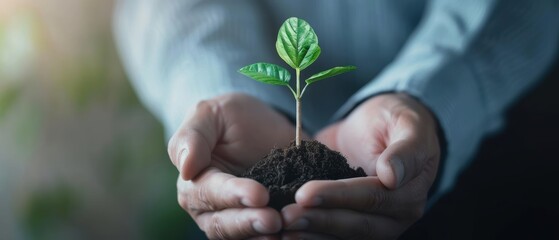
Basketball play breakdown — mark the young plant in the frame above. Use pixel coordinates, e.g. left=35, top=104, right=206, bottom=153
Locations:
left=239, top=17, right=356, bottom=147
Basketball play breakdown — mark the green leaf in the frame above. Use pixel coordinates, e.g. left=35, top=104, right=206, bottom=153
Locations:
left=305, top=66, right=357, bottom=85
left=276, top=17, right=320, bottom=70
left=238, top=62, right=291, bottom=85
left=299, top=44, right=321, bottom=70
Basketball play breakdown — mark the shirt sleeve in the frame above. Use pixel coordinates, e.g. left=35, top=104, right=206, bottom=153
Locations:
left=113, top=0, right=296, bottom=138
left=334, top=0, right=559, bottom=198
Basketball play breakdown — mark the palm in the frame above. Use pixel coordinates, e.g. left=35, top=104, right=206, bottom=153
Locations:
left=316, top=93, right=440, bottom=187
left=209, top=94, right=298, bottom=175
left=316, top=99, right=396, bottom=176
left=279, top=94, right=440, bottom=239
left=168, top=93, right=302, bottom=239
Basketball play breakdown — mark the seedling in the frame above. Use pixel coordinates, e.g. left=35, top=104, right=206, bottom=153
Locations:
left=239, top=17, right=356, bottom=146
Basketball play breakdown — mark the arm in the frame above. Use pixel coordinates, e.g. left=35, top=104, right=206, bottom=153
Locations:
left=336, top=0, right=559, bottom=198
left=114, top=2, right=303, bottom=239
left=281, top=1, right=559, bottom=239
left=113, top=0, right=295, bottom=138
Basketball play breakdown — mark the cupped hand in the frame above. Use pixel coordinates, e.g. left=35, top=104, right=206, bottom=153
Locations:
left=281, top=93, right=441, bottom=240
left=168, top=93, right=305, bottom=240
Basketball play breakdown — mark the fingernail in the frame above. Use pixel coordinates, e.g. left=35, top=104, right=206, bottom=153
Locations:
left=177, top=147, right=189, bottom=171
left=286, top=218, right=309, bottom=230
left=391, top=157, right=405, bottom=187
left=252, top=220, right=271, bottom=234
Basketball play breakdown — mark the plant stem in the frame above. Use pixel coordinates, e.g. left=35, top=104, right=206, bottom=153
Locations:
left=295, top=68, right=301, bottom=147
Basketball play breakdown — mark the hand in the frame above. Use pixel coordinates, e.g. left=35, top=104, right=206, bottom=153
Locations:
left=281, top=93, right=441, bottom=239
left=168, top=93, right=304, bottom=240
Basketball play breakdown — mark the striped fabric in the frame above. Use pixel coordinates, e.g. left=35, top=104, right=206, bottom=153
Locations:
left=114, top=0, right=559, bottom=201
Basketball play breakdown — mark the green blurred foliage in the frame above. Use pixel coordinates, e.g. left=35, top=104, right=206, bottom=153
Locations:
left=0, top=2, right=201, bottom=239
left=60, top=58, right=109, bottom=110
left=0, top=85, right=21, bottom=120
left=24, top=185, right=80, bottom=239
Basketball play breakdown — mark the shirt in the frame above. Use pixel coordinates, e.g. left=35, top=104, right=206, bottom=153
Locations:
left=114, top=0, right=559, bottom=201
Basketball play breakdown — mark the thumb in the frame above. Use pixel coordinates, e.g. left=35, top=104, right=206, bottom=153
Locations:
left=376, top=139, right=423, bottom=189
left=168, top=101, right=221, bottom=180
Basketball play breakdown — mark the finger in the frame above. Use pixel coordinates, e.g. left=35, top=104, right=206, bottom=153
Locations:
left=168, top=100, right=221, bottom=180
left=294, top=177, right=399, bottom=214
left=281, top=231, right=338, bottom=240
left=197, top=207, right=282, bottom=240
left=281, top=204, right=401, bottom=240
left=246, top=236, right=280, bottom=240
left=178, top=168, right=269, bottom=214
left=376, top=139, right=427, bottom=189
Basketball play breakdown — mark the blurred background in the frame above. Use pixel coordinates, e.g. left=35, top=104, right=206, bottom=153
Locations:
left=2, top=0, right=559, bottom=239
left=0, top=0, right=199, bottom=239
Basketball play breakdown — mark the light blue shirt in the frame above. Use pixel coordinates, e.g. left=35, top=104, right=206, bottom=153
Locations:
left=114, top=0, right=559, bottom=200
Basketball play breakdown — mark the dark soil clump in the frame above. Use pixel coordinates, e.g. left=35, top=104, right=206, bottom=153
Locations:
left=241, top=140, right=366, bottom=211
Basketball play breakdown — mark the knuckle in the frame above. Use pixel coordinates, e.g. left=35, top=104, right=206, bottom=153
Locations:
left=207, top=214, right=228, bottom=240
left=178, top=188, right=200, bottom=216
left=195, top=99, right=213, bottom=112
left=177, top=194, right=188, bottom=211
left=397, top=106, right=421, bottom=122
left=235, top=217, right=257, bottom=238
left=363, top=189, right=386, bottom=212
left=196, top=99, right=221, bottom=117
left=409, top=205, right=425, bottom=221
left=196, top=184, right=214, bottom=212
left=319, top=211, right=335, bottom=230
left=356, top=217, right=376, bottom=240
left=398, top=201, right=425, bottom=224
left=177, top=180, right=214, bottom=215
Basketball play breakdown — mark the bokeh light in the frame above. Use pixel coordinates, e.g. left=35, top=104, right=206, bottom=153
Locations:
left=0, top=0, right=198, bottom=239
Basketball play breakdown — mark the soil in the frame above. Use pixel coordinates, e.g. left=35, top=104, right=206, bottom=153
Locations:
left=241, top=140, right=366, bottom=211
